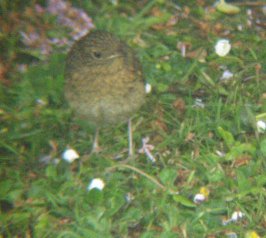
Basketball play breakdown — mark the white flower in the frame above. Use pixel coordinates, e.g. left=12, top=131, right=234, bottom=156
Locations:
left=125, top=192, right=134, bottom=203
left=237, top=24, right=243, bottom=31
left=257, top=120, right=266, bottom=133
left=263, top=6, right=266, bottom=15
left=216, top=150, right=226, bottom=157
left=246, top=9, right=252, bottom=16
left=145, top=83, right=152, bottom=94
left=223, top=211, right=245, bottom=225
left=193, top=193, right=206, bottom=204
left=87, top=178, right=105, bottom=191
left=62, top=148, right=79, bottom=163
left=225, top=232, right=238, bottom=238
left=215, top=39, right=231, bottom=57
left=220, top=70, right=234, bottom=80
left=193, top=98, right=205, bottom=108
left=231, top=211, right=244, bottom=221
left=36, top=98, right=47, bottom=106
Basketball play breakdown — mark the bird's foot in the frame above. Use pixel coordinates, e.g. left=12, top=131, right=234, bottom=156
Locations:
left=91, top=144, right=102, bottom=154
left=126, top=153, right=137, bottom=162
left=112, top=148, right=136, bottom=163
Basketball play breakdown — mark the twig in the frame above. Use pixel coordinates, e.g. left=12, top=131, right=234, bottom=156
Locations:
left=106, top=164, right=179, bottom=194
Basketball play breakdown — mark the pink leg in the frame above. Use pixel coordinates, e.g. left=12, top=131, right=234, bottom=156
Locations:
left=128, top=118, right=133, bottom=157
left=91, top=128, right=101, bottom=153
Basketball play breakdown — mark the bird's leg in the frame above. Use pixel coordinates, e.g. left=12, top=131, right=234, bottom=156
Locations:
left=128, top=118, right=134, bottom=157
left=91, top=128, right=101, bottom=153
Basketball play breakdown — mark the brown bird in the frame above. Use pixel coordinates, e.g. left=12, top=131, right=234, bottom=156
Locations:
left=65, top=30, right=145, bottom=156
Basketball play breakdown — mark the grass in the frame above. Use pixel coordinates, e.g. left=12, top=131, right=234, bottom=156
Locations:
left=1, top=0, right=266, bottom=237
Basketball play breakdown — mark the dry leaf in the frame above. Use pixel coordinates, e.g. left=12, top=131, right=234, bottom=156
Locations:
left=166, top=14, right=179, bottom=27
left=185, top=132, right=195, bottom=142
left=193, top=147, right=200, bottom=159
left=186, top=47, right=207, bottom=62
left=183, top=6, right=191, bottom=17
left=172, top=98, right=186, bottom=113
left=208, top=131, right=214, bottom=138
left=152, top=105, right=168, bottom=131
left=132, top=34, right=147, bottom=48
left=233, top=155, right=252, bottom=167
left=153, top=119, right=168, bottom=132
left=59, top=218, right=72, bottom=225
left=255, top=63, right=262, bottom=75
left=214, top=22, right=224, bottom=33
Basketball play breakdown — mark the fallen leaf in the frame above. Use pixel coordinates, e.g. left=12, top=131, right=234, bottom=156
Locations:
left=232, top=155, right=252, bottom=167
left=132, top=34, right=147, bottom=48
left=172, top=98, right=186, bottom=113
left=186, top=47, right=207, bottom=62
left=185, top=132, right=195, bottom=142
left=59, top=218, right=72, bottom=225
left=154, top=119, right=168, bottom=132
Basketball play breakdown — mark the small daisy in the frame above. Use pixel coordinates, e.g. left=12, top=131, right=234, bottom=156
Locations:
left=62, top=148, right=79, bottom=163
left=193, top=193, right=206, bottom=204
left=215, top=39, right=231, bottom=57
left=145, top=83, right=152, bottom=94
left=256, top=120, right=266, bottom=133
left=223, top=210, right=245, bottom=225
left=193, top=187, right=209, bottom=204
left=87, top=178, right=105, bottom=191
left=220, top=70, right=234, bottom=81
left=194, top=98, right=205, bottom=108
left=231, top=211, right=244, bottom=222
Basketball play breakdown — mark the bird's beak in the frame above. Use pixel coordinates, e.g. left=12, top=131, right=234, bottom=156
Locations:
left=107, top=54, right=120, bottom=59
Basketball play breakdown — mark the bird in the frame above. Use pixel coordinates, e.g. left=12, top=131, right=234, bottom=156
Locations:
left=64, top=30, right=145, bottom=157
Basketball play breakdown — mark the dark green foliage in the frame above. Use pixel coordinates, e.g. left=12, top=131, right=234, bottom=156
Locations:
left=1, top=0, right=266, bottom=237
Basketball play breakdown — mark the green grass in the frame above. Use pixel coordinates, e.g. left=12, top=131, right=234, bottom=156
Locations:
left=1, top=1, right=266, bottom=237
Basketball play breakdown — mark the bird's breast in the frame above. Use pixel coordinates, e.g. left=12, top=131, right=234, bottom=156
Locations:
left=65, top=59, right=145, bottom=126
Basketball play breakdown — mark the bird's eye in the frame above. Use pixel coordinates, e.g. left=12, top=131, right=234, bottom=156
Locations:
left=92, top=51, right=102, bottom=59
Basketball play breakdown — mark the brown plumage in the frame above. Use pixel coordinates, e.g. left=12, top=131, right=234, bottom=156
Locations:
left=65, top=31, right=145, bottom=155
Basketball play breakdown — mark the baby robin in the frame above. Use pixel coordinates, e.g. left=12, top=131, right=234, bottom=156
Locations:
left=65, top=30, right=145, bottom=156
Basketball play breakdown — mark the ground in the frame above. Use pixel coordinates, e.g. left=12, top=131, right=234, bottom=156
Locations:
left=0, top=0, right=266, bottom=237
